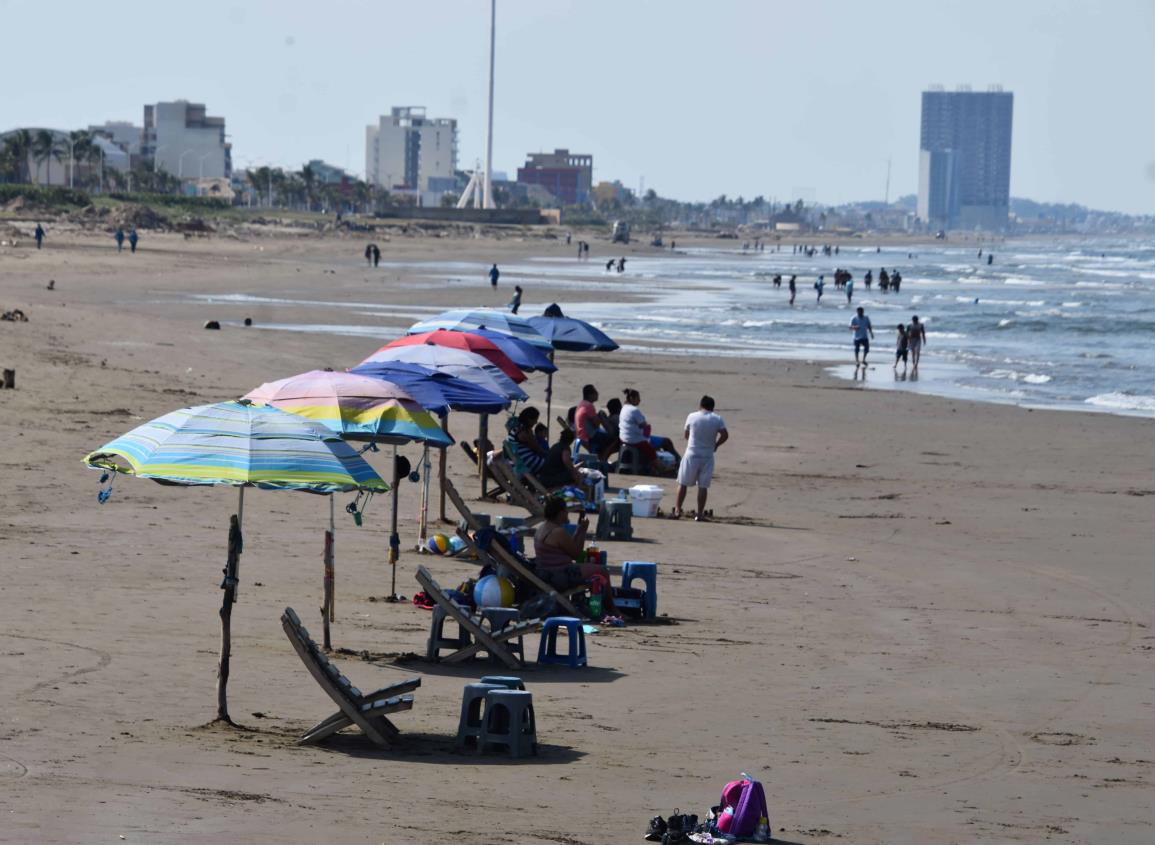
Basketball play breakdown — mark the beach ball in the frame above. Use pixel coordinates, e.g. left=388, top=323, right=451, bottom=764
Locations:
left=447, top=535, right=467, bottom=555
left=473, top=574, right=515, bottom=608
left=426, top=533, right=451, bottom=554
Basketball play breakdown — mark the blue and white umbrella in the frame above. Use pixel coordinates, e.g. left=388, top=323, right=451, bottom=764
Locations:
left=407, top=308, right=553, bottom=351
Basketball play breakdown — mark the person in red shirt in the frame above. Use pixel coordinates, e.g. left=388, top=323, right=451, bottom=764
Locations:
left=574, top=384, right=613, bottom=460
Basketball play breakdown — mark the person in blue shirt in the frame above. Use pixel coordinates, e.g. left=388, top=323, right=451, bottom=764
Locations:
left=489, top=263, right=500, bottom=288
left=849, top=306, right=874, bottom=367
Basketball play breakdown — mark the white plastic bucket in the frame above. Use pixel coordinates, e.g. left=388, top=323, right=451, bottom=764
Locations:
left=629, top=484, right=664, bottom=518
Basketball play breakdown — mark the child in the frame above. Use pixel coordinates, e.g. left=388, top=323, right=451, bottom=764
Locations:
left=894, top=323, right=909, bottom=374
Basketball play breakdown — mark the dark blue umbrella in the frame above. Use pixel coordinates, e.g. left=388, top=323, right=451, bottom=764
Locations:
left=529, top=307, right=618, bottom=434
left=349, top=361, right=510, bottom=415
left=467, top=328, right=557, bottom=373
left=528, top=310, right=619, bottom=352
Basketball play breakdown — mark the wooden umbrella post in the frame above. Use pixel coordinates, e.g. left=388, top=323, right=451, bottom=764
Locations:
left=438, top=415, right=450, bottom=524
left=544, top=350, right=555, bottom=439
left=321, top=529, right=334, bottom=650
left=216, top=510, right=242, bottom=725
left=328, top=494, right=336, bottom=621
left=386, top=445, right=402, bottom=601
left=478, top=413, right=489, bottom=498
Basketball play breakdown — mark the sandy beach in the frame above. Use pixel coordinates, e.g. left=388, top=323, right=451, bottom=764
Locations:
left=1, top=227, right=1153, bottom=844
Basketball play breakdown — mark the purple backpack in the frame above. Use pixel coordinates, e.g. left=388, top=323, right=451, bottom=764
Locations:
left=716, top=774, right=769, bottom=838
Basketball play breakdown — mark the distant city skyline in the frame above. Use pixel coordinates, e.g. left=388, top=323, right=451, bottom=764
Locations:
left=2, top=0, right=1152, bottom=214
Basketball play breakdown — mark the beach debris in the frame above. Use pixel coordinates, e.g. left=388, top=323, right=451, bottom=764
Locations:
left=204, top=320, right=221, bottom=330
left=2, top=309, right=28, bottom=322
left=1, top=369, right=15, bottom=390
left=46, top=279, right=55, bottom=290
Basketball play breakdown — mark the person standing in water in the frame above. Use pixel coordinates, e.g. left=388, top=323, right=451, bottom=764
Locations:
left=509, top=285, right=523, bottom=314
left=815, top=275, right=825, bottom=303
left=845, top=275, right=854, bottom=304
left=788, top=275, right=797, bottom=306
left=908, top=315, right=927, bottom=372
left=489, top=263, right=500, bottom=288
left=894, top=323, right=909, bottom=375
left=849, top=306, right=874, bottom=368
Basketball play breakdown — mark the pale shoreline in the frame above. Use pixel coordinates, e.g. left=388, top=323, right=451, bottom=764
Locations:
left=2, top=230, right=1153, bottom=844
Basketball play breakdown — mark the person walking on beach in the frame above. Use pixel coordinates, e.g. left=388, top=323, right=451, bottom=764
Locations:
left=489, top=263, right=500, bottom=288
left=788, top=275, right=797, bottom=306
left=128, top=228, right=139, bottom=254
left=509, top=285, right=523, bottom=315
left=673, top=395, right=728, bottom=521
left=879, top=268, right=889, bottom=292
left=891, top=270, right=902, bottom=293
left=605, top=258, right=615, bottom=272
left=34, top=223, right=45, bottom=249
left=908, top=315, right=927, bottom=372
left=845, top=275, right=854, bottom=304
left=364, top=244, right=373, bottom=266
left=849, top=306, right=874, bottom=368
left=894, top=323, right=909, bottom=375
left=114, top=227, right=125, bottom=253
left=617, top=257, right=626, bottom=273
left=815, top=275, right=825, bottom=303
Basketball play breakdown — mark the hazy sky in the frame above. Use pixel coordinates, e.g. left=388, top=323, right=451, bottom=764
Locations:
left=3, top=0, right=1153, bottom=213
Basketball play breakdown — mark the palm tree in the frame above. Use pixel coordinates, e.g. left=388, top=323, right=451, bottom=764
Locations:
left=1, top=130, right=33, bottom=183
left=299, top=164, right=317, bottom=211
left=67, top=130, right=92, bottom=189
left=32, top=130, right=61, bottom=186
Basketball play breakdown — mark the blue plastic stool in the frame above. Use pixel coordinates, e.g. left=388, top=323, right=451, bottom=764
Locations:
left=621, top=561, right=658, bottom=618
left=480, top=675, right=525, bottom=690
left=536, top=617, right=587, bottom=668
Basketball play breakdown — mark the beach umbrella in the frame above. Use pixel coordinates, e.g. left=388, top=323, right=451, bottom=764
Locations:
left=407, top=308, right=553, bottom=351
left=351, top=360, right=513, bottom=523
left=380, top=329, right=527, bottom=383
left=242, top=370, right=454, bottom=605
left=349, top=360, right=510, bottom=415
left=528, top=306, right=620, bottom=436
left=83, top=400, right=389, bottom=725
left=359, top=344, right=528, bottom=402
left=451, top=328, right=557, bottom=373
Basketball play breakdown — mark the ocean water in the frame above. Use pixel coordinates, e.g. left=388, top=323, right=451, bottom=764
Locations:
left=183, top=239, right=1155, bottom=419
left=511, top=240, right=1155, bottom=418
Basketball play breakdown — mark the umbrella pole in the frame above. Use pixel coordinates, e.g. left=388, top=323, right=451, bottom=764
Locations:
left=418, top=444, right=431, bottom=545
left=545, top=352, right=555, bottom=439
left=438, top=414, right=450, bottom=524
left=478, top=413, right=489, bottom=498
left=386, top=444, right=402, bottom=601
left=322, top=529, right=333, bottom=650
left=216, top=509, right=242, bottom=725
left=328, top=494, right=336, bottom=622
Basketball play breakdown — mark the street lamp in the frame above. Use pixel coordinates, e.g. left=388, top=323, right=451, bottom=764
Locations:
left=177, top=149, right=194, bottom=179
left=65, top=136, right=76, bottom=189
left=197, top=152, right=212, bottom=180
left=153, top=145, right=167, bottom=173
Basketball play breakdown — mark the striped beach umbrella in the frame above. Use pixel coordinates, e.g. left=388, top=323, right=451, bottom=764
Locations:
left=406, top=308, right=553, bottom=351
left=242, top=370, right=453, bottom=447
left=443, top=328, right=557, bottom=373
left=349, top=361, right=510, bottom=415
left=83, top=401, right=388, bottom=724
left=379, top=329, right=527, bottom=383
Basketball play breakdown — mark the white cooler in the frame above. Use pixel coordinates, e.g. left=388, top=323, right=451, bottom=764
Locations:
left=628, top=484, right=664, bottom=518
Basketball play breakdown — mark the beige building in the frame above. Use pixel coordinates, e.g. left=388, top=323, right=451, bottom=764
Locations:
left=365, top=107, right=457, bottom=203
left=142, top=101, right=232, bottom=180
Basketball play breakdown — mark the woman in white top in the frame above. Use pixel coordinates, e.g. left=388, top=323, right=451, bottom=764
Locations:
left=618, top=388, right=660, bottom=470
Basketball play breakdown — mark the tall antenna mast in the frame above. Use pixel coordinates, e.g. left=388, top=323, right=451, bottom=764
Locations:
left=482, top=0, right=496, bottom=209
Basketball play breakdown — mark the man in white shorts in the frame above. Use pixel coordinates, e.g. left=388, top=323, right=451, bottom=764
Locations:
left=674, top=395, right=729, bottom=521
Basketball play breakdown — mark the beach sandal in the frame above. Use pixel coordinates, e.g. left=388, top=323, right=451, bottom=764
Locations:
left=669, top=509, right=682, bottom=520
left=645, top=815, right=667, bottom=841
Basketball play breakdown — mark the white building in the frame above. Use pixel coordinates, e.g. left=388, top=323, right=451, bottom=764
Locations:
left=142, top=101, right=232, bottom=180
left=88, top=121, right=142, bottom=157
left=365, top=107, right=457, bottom=204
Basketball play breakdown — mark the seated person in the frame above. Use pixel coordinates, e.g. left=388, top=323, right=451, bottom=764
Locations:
left=533, top=422, right=549, bottom=452
left=533, top=497, right=617, bottom=612
left=539, top=428, right=586, bottom=490
left=599, top=397, right=623, bottom=461
left=504, top=406, right=546, bottom=473
left=619, top=389, right=681, bottom=472
left=574, top=383, right=614, bottom=460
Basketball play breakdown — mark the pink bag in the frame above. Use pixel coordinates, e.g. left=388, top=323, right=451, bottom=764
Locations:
left=715, top=775, right=769, bottom=837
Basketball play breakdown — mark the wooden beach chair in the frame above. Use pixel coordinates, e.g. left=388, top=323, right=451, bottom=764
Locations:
left=489, top=455, right=546, bottom=523
left=281, top=607, right=419, bottom=748
left=444, top=477, right=582, bottom=617
left=414, top=565, right=542, bottom=669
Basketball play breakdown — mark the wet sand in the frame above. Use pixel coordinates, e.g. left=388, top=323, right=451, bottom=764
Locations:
left=1, top=229, right=1153, bottom=844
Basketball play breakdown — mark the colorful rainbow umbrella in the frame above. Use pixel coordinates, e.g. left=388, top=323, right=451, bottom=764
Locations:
left=359, top=344, right=528, bottom=402
left=242, top=370, right=453, bottom=447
